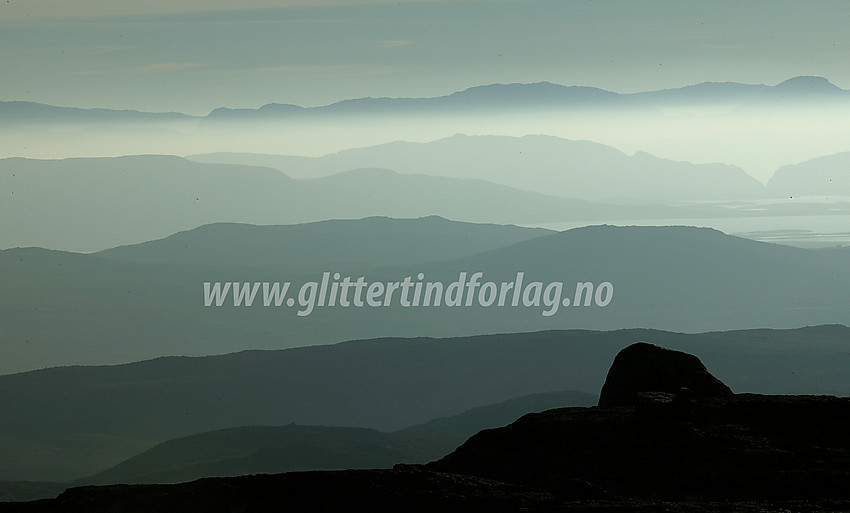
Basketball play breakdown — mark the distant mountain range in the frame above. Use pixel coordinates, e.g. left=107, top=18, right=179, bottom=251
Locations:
left=95, top=216, right=552, bottom=270
left=1, top=148, right=773, bottom=252
left=2, top=219, right=849, bottom=375
left=203, top=82, right=652, bottom=121
left=0, top=101, right=194, bottom=125
left=202, top=76, right=850, bottom=122
left=4, top=77, right=850, bottom=187
left=735, top=75, right=850, bottom=107
left=190, top=134, right=766, bottom=201
left=0, top=155, right=587, bottom=252
left=767, top=150, right=850, bottom=197
left=4, top=76, right=847, bottom=124
left=5, top=135, right=848, bottom=253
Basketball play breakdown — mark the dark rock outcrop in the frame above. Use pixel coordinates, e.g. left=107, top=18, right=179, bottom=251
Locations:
left=4, top=469, right=849, bottom=513
left=428, top=393, right=850, bottom=500
left=0, top=469, right=560, bottom=513
left=598, top=342, right=733, bottom=407
left=4, top=343, right=849, bottom=512
left=426, top=344, right=849, bottom=500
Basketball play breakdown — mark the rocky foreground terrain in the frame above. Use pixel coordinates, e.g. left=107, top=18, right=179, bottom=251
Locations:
left=3, top=343, right=849, bottom=512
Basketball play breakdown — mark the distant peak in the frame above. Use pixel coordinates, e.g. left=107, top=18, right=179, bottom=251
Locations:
left=449, top=81, right=616, bottom=100
left=773, top=76, right=842, bottom=92
left=258, top=103, right=304, bottom=112
left=458, top=81, right=563, bottom=92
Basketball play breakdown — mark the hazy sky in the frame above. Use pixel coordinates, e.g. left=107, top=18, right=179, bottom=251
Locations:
left=2, top=0, right=849, bottom=114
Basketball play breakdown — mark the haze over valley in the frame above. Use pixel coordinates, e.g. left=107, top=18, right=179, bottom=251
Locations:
left=4, top=77, right=850, bottom=184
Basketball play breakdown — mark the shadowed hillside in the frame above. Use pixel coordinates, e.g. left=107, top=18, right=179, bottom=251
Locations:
left=0, top=326, right=848, bottom=482
left=75, top=391, right=597, bottom=486
left=2, top=342, right=848, bottom=512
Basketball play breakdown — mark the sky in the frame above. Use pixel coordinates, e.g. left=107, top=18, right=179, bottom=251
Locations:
left=2, top=0, right=850, bottom=115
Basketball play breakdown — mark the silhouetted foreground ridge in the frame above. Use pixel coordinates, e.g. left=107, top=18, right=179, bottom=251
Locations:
left=430, top=343, right=850, bottom=499
left=4, top=343, right=849, bottom=512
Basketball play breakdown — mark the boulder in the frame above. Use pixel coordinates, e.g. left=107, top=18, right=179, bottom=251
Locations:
left=598, top=342, right=732, bottom=407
